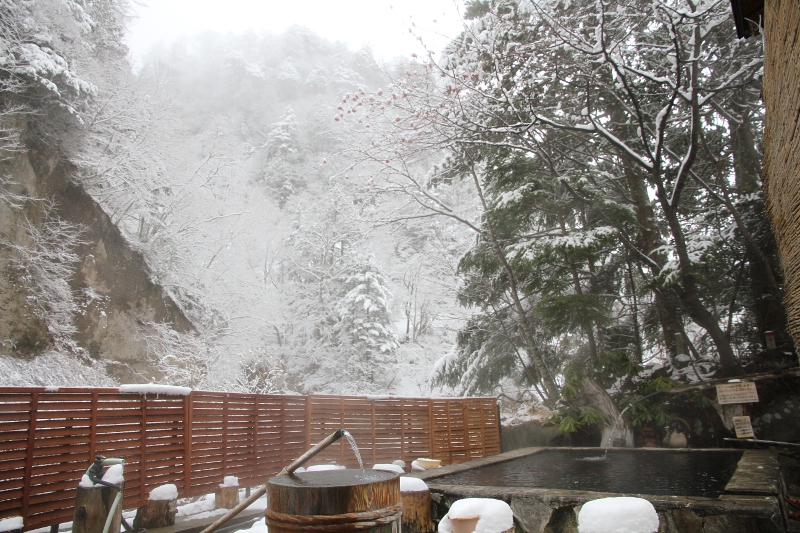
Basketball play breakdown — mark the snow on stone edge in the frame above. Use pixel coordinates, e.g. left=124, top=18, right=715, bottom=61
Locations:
left=439, top=498, right=513, bottom=533
left=577, top=497, right=658, bottom=533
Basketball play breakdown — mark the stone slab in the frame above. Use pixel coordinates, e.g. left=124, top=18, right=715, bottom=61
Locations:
left=724, top=450, right=781, bottom=495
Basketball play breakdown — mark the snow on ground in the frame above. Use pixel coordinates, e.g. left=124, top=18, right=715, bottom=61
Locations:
left=438, top=498, right=513, bottom=533
left=577, top=497, right=658, bottom=533
left=0, top=517, right=23, bottom=533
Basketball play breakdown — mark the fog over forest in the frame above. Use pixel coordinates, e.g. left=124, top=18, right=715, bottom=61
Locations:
left=0, top=0, right=783, bottom=435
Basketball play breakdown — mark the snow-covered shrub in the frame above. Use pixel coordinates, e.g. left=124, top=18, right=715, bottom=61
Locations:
left=0, top=349, right=115, bottom=387
left=137, top=321, right=219, bottom=388
left=3, top=203, right=86, bottom=349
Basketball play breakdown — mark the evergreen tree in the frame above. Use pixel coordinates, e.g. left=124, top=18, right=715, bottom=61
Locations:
left=336, top=256, right=399, bottom=366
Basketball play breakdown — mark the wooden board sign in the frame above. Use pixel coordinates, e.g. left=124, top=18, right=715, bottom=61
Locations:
left=733, top=416, right=755, bottom=439
left=716, top=382, right=759, bottom=404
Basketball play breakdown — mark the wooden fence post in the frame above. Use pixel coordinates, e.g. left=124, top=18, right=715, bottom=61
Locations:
left=184, top=393, right=192, bottom=494
left=140, top=396, right=147, bottom=501
left=428, top=400, right=434, bottom=459
left=89, top=392, right=98, bottom=462
left=371, top=399, right=377, bottom=465
left=22, top=391, right=38, bottom=518
left=222, top=394, right=229, bottom=477
left=253, top=394, right=260, bottom=480
left=304, top=396, right=311, bottom=453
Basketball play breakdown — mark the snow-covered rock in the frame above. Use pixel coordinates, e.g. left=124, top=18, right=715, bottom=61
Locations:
left=577, top=497, right=658, bottom=533
left=438, top=498, right=513, bottom=533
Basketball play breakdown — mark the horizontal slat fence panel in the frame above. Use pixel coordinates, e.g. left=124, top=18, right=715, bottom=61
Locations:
left=0, top=388, right=499, bottom=530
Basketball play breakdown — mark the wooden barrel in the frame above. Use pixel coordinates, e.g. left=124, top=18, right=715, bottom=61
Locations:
left=266, top=470, right=401, bottom=533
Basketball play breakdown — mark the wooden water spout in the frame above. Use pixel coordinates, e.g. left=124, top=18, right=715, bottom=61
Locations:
left=198, top=429, right=347, bottom=533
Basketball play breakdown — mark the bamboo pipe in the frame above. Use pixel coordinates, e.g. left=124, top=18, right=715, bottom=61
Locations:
left=198, top=429, right=346, bottom=533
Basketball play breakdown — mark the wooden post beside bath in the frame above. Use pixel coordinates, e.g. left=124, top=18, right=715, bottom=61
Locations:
left=72, top=483, right=123, bottom=533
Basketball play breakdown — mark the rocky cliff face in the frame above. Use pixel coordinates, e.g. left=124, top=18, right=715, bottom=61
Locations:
left=0, top=134, right=193, bottom=383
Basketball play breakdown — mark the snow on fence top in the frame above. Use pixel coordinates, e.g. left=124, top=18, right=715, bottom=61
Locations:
left=0, top=387, right=499, bottom=531
left=118, top=384, right=192, bottom=396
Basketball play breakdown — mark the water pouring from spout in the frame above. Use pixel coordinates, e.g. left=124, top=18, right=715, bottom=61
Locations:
left=341, top=429, right=364, bottom=472
left=604, top=404, right=633, bottom=456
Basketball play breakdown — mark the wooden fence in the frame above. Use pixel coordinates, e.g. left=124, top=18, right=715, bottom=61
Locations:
left=0, top=388, right=500, bottom=530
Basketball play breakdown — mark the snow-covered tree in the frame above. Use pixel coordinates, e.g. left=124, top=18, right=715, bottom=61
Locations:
left=348, top=0, right=775, bottom=442
left=336, top=257, right=399, bottom=364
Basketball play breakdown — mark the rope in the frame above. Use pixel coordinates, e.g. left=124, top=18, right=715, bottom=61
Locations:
left=265, top=504, right=402, bottom=532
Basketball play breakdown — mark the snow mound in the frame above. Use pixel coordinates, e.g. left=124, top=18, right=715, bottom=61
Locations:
left=372, top=463, right=404, bottom=474
left=81, top=464, right=125, bottom=488
left=578, top=497, right=658, bottom=533
left=400, top=477, right=428, bottom=492
left=150, top=484, right=178, bottom=500
left=0, top=516, right=23, bottom=532
left=220, top=476, right=238, bottom=487
left=393, top=460, right=407, bottom=468
left=410, top=460, right=425, bottom=472
left=119, top=384, right=192, bottom=396
left=439, top=498, right=513, bottom=533
left=102, top=464, right=124, bottom=485
left=307, top=465, right=340, bottom=471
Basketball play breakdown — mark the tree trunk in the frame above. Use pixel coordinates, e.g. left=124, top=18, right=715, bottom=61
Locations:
left=623, top=158, right=684, bottom=360
left=581, top=377, right=633, bottom=447
left=72, top=483, right=123, bottom=533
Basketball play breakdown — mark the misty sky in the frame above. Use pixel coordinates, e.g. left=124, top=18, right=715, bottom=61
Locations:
left=125, top=0, right=466, bottom=63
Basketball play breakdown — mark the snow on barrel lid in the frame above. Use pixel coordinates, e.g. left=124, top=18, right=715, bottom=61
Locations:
left=578, top=497, right=658, bottom=533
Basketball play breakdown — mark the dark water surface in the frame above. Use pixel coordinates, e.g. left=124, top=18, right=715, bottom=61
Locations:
left=430, top=449, right=743, bottom=497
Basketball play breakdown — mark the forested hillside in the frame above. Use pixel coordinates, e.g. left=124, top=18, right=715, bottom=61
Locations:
left=0, top=0, right=471, bottom=395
